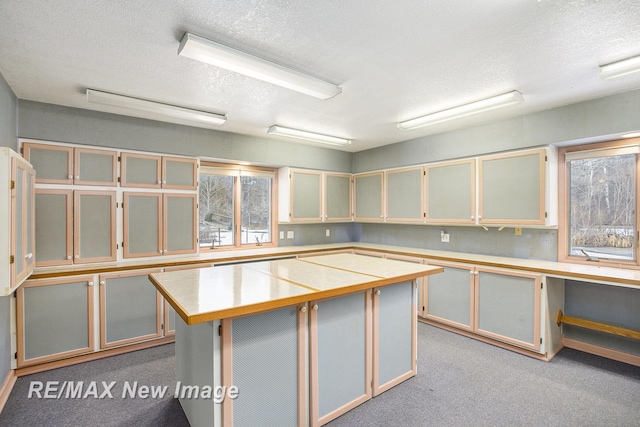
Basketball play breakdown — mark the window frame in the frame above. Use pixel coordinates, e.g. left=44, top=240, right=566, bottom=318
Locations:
left=558, top=138, right=640, bottom=268
left=199, top=162, right=278, bottom=251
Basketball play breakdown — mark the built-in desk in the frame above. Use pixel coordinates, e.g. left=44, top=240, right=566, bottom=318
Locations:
left=149, top=254, right=443, bottom=427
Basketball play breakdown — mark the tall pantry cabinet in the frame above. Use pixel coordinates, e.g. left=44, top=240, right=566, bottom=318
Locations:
left=0, top=147, right=35, bottom=295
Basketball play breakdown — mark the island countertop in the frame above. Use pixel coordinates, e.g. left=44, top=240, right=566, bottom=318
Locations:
left=149, top=254, right=443, bottom=324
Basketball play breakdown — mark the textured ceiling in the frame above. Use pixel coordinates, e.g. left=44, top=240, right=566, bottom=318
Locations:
left=2, top=0, right=640, bottom=152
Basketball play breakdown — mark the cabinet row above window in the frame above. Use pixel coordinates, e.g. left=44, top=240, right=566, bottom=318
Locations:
left=22, top=141, right=198, bottom=190
left=279, top=147, right=557, bottom=227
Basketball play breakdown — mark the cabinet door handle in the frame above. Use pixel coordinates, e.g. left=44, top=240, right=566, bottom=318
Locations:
left=300, top=306, right=307, bottom=313
left=74, top=176, right=79, bottom=180
left=158, top=250, right=163, bottom=254
left=74, top=254, right=79, bottom=259
left=67, top=255, right=72, bottom=260
left=99, top=280, right=106, bottom=285
left=157, top=180, right=162, bottom=184
left=68, top=174, right=73, bottom=179
left=471, top=215, right=475, bottom=220
left=88, top=282, right=94, bottom=287
left=312, top=304, right=319, bottom=311
left=376, top=289, right=381, bottom=296
left=25, top=253, right=33, bottom=259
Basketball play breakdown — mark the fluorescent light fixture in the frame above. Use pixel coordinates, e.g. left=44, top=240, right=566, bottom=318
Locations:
left=599, top=54, right=640, bottom=80
left=398, top=91, right=524, bottom=131
left=86, top=89, right=226, bottom=126
left=178, top=33, right=341, bottom=100
left=267, top=125, right=351, bottom=146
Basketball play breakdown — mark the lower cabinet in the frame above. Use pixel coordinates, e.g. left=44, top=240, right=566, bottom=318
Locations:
left=424, top=260, right=542, bottom=352
left=16, top=269, right=174, bottom=368
left=16, top=275, right=95, bottom=367
left=98, top=269, right=163, bottom=348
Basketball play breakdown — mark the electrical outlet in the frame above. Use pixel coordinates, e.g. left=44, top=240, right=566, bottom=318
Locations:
left=325, top=229, right=331, bottom=237
left=279, top=231, right=285, bottom=239
left=515, top=227, right=522, bottom=236
left=287, top=231, right=294, bottom=239
left=441, top=233, right=450, bottom=243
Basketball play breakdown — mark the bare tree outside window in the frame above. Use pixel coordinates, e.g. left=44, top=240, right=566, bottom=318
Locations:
left=568, top=153, right=636, bottom=261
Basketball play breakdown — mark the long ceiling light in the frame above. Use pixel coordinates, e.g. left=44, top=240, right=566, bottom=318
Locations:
left=86, top=89, right=227, bottom=126
left=397, top=91, right=524, bottom=131
left=178, top=33, right=342, bottom=100
left=267, top=125, right=351, bottom=146
left=599, top=54, right=640, bottom=80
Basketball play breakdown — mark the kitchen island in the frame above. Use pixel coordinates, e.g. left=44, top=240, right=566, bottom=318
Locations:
left=149, top=253, right=443, bottom=427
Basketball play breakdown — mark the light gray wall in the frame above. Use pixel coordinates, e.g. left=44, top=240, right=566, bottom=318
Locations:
left=0, top=73, right=17, bottom=149
left=353, top=89, right=640, bottom=172
left=0, top=72, right=16, bottom=387
left=17, top=101, right=352, bottom=172
left=278, top=223, right=354, bottom=247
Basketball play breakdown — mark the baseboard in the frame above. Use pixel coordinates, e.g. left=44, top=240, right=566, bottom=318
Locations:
left=419, top=317, right=550, bottom=361
left=16, top=336, right=175, bottom=377
left=0, top=369, right=17, bottom=414
left=562, top=337, right=640, bottom=367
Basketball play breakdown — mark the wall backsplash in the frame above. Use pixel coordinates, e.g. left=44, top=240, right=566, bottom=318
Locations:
left=354, top=223, right=558, bottom=261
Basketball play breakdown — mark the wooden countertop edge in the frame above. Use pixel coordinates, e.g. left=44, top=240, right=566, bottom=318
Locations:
left=29, top=244, right=640, bottom=287
left=151, top=266, right=444, bottom=325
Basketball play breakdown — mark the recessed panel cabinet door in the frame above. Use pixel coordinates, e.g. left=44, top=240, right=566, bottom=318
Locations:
left=291, top=170, right=322, bottom=221
left=424, top=261, right=474, bottom=331
left=17, top=276, right=94, bottom=367
left=35, top=190, right=73, bottom=266
left=475, top=268, right=541, bottom=351
left=354, top=172, right=384, bottom=222
left=74, top=148, right=118, bottom=186
left=163, top=157, right=198, bottom=190
left=478, top=149, right=546, bottom=225
left=372, top=281, right=416, bottom=396
left=74, top=191, right=117, bottom=263
left=121, top=153, right=162, bottom=188
left=22, top=143, right=73, bottom=184
left=11, top=156, right=35, bottom=289
left=123, top=192, right=163, bottom=258
left=324, top=173, right=352, bottom=221
left=99, top=270, right=162, bottom=348
left=310, top=291, right=372, bottom=426
left=164, top=194, right=197, bottom=254
left=385, top=167, right=424, bottom=222
left=426, top=159, right=476, bottom=224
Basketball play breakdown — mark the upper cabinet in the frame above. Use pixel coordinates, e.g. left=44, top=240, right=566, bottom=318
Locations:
left=385, top=166, right=424, bottom=223
left=1, top=148, right=35, bottom=295
left=278, top=168, right=352, bottom=223
left=23, top=142, right=117, bottom=186
left=354, top=171, right=384, bottom=222
left=478, top=148, right=557, bottom=226
left=121, top=152, right=198, bottom=190
left=324, top=172, right=352, bottom=222
left=425, top=159, right=476, bottom=224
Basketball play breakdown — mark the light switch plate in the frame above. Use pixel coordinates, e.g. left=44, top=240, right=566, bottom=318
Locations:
left=515, top=227, right=522, bottom=236
left=441, top=233, right=449, bottom=243
left=287, top=231, right=294, bottom=239
left=279, top=231, right=284, bottom=239
left=325, top=229, right=330, bottom=237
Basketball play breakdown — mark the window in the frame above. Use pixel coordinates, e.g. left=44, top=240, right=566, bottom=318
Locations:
left=560, top=141, right=640, bottom=266
left=199, top=164, right=276, bottom=249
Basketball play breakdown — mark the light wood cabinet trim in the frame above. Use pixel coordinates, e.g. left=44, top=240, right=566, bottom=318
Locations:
left=11, top=157, right=36, bottom=288
left=16, top=275, right=95, bottom=368
left=161, top=156, right=198, bottom=190
left=73, top=147, right=118, bottom=186
left=98, top=268, right=163, bottom=349
left=120, top=152, right=162, bottom=188
left=478, top=148, right=547, bottom=225
left=34, top=189, right=73, bottom=267
left=425, top=158, right=476, bottom=224
left=22, top=142, right=73, bottom=185
left=74, top=190, right=117, bottom=263
left=290, top=169, right=323, bottom=222
left=163, top=300, right=175, bottom=336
